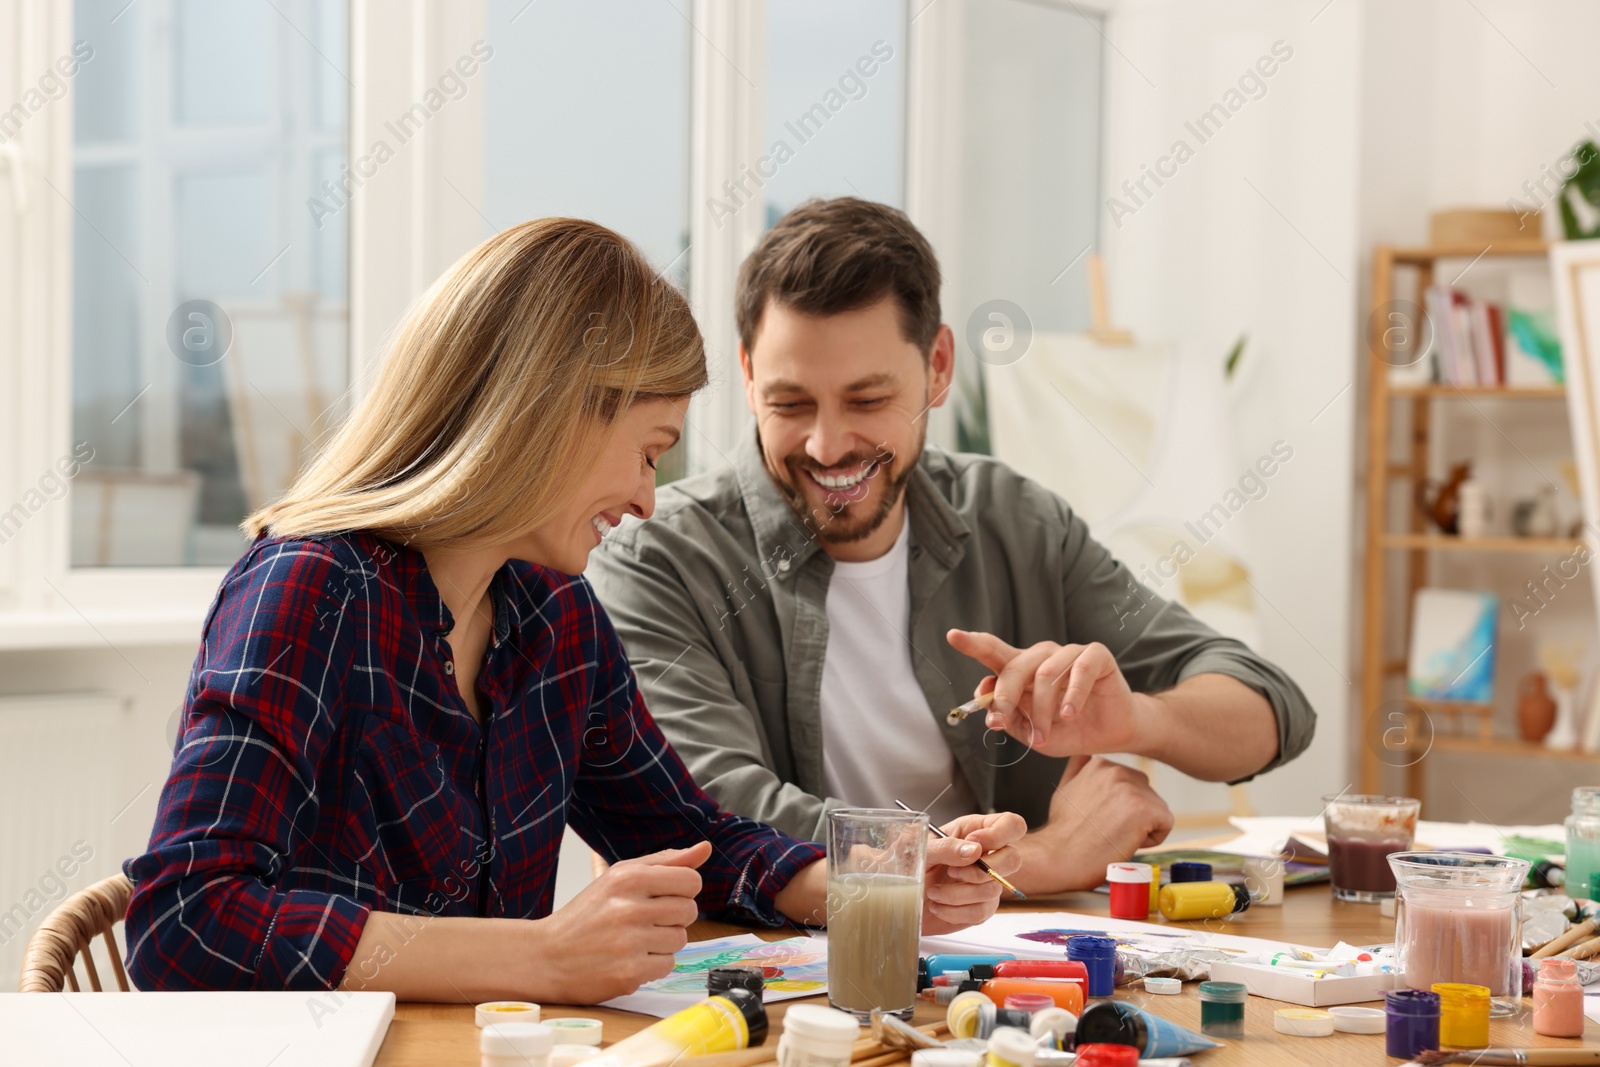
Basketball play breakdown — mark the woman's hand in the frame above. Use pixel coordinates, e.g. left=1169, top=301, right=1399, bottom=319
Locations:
left=528, top=840, right=710, bottom=1002
left=921, top=812, right=1026, bottom=935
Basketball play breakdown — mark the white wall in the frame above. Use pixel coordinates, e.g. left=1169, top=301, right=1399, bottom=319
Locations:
left=13, top=3, right=1600, bottom=948
left=1098, top=0, right=1364, bottom=819
left=1358, top=0, right=1600, bottom=823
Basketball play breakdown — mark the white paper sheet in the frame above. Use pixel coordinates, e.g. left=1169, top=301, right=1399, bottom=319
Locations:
left=920, top=909, right=1305, bottom=962
left=1213, top=817, right=1565, bottom=861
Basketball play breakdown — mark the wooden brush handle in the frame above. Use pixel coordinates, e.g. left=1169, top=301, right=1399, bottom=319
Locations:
left=1520, top=1052, right=1600, bottom=1065
left=1534, top=918, right=1598, bottom=958
left=708, top=1019, right=950, bottom=1067
left=1558, top=933, right=1600, bottom=960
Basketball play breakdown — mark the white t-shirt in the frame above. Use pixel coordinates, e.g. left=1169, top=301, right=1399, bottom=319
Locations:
left=820, top=518, right=979, bottom=829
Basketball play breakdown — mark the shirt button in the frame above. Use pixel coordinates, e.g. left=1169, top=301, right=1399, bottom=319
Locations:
left=444, top=661, right=455, bottom=675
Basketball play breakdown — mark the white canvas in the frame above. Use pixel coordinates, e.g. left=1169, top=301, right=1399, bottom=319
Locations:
left=0, top=991, right=394, bottom=1067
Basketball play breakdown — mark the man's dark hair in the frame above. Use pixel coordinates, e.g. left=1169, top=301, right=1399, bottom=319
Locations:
left=735, top=197, right=942, bottom=357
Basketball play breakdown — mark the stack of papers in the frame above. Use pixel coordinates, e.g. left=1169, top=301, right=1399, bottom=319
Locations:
left=1214, top=816, right=1565, bottom=863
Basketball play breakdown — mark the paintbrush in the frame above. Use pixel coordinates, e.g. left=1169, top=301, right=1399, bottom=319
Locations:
left=1414, top=1050, right=1600, bottom=1065
left=1535, top=918, right=1598, bottom=959
left=894, top=799, right=1026, bottom=899
left=946, top=690, right=994, bottom=726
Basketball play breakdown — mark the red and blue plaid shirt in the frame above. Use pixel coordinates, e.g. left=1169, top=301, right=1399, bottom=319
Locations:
left=124, top=532, right=823, bottom=992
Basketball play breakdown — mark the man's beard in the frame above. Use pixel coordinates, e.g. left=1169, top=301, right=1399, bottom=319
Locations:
left=771, top=429, right=924, bottom=546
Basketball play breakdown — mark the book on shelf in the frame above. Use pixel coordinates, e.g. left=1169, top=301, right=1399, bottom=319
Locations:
left=1411, top=285, right=1509, bottom=387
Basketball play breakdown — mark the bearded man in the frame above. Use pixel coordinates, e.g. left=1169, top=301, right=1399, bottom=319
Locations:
left=588, top=197, right=1314, bottom=894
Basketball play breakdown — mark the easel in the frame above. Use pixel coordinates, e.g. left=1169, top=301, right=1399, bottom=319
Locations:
left=1087, top=253, right=1134, bottom=345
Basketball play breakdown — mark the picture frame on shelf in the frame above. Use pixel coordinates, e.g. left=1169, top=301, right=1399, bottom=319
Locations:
left=1550, top=241, right=1600, bottom=622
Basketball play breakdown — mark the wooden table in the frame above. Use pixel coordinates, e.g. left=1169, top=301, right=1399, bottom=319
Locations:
left=374, top=885, right=1597, bottom=1066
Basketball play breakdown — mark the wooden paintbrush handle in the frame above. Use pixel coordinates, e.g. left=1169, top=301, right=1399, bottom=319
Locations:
left=1521, top=1051, right=1600, bottom=1065
left=1558, top=932, right=1600, bottom=960
left=1534, top=918, right=1598, bottom=958
left=715, top=1019, right=950, bottom=1067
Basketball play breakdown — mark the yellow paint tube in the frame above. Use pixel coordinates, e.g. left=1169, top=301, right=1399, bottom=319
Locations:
left=598, top=989, right=768, bottom=1067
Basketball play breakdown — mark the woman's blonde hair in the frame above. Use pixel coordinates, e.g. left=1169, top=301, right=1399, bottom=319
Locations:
left=245, top=218, right=705, bottom=548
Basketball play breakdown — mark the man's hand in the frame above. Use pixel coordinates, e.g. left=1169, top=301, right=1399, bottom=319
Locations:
left=921, top=811, right=1026, bottom=935
left=1012, top=755, right=1174, bottom=894
left=530, top=840, right=710, bottom=1002
left=948, top=629, right=1144, bottom=757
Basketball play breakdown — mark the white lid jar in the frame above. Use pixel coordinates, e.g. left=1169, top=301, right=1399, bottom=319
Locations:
left=483, top=1022, right=555, bottom=1067
left=775, top=1005, right=860, bottom=1067
left=985, top=1026, right=1036, bottom=1067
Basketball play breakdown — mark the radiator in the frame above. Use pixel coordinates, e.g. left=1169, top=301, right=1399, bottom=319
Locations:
left=0, top=693, right=128, bottom=991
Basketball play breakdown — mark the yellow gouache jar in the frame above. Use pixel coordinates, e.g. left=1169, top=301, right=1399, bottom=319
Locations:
left=1432, top=983, right=1490, bottom=1048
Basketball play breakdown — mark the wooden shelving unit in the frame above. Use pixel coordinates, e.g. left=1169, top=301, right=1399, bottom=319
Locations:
left=1379, top=533, right=1581, bottom=553
left=1358, top=241, right=1600, bottom=795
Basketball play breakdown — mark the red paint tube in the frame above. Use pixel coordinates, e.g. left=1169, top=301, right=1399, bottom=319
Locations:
left=992, top=960, right=1090, bottom=984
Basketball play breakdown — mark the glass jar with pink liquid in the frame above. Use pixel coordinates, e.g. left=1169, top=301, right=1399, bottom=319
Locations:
left=1389, top=851, right=1531, bottom=1017
left=1321, top=793, right=1420, bottom=901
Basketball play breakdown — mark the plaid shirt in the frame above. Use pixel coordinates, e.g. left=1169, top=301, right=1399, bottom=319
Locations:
left=124, top=532, right=823, bottom=992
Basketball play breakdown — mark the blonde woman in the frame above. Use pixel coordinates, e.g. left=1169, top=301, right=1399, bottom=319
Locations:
left=123, top=219, right=1024, bottom=1004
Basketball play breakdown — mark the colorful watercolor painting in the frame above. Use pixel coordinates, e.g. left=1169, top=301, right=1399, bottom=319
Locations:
left=1015, top=927, right=1200, bottom=953
left=601, top=934, right=828, bottom=1018
left=921, top=911, right=1300, bottom=965
left=1408, top=588, right=1498, bottom=703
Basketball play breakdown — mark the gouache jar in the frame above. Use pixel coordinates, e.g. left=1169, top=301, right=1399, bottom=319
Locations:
left=775, top=1005, right=861, bottom=1067
left=1384, top=990, right=1440, bottom=1060
left=948, top=991, right=1040, bottom=1041
left=1197, top=981, right=1247, bottom=1039
left=982, top=978, right=1083, bottom=1015
left=1432, top=983, right=1491, bottom=1048
left=1065, top=936, right=1117, bottom=998
left=1107, top=862, right=1153, bottom=919
left=1148, top=864, right=1161, bottom=912
left=1566, top=786, right=1600, bottom=902
left=1073, top=1046, right=1139, bottom=1067
left=1533, top=958, right=1586, bottom=1037
left=1241, top=856, right=1284, bottom=906
left=708, top=966, right=766, bottom=1000
left=985, top=1026, right=1037, bottom=1067
left=1003, top=993, right=1055, bottom=1014
left=482, top=1023, right=555, bottom=1067
left=1169, top=861, right=1212, bottom=883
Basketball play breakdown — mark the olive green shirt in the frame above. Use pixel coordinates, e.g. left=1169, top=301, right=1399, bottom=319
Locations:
left=588, top=433, right=1316, bottom=843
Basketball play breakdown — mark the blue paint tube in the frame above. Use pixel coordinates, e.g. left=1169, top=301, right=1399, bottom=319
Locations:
left=1075, top=1001, right=1220, bottom=1058
left=920, top=954, right=1017, bottom=989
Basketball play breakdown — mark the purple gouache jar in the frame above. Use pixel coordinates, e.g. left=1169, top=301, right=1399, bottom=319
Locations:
left=1386, top=989, right=1441, bottom=1059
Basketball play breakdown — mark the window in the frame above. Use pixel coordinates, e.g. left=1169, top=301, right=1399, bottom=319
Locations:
left=480, top=0, right=692, bottom=479
left=761, top=0, right=906, bottom=227
left=69, top=0, right=349, bottom=566
left=941, top=0, right=1104, bottom=453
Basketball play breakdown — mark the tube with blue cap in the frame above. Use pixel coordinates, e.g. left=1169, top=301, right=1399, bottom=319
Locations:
left=1074, top=1001, right=1220, bottom=1058
left=920, top=955, right=1017, bottom=990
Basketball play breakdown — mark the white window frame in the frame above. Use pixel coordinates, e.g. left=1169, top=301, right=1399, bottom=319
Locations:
left=0, top=0, right=1109, bottom=646
left=0, top=0, right=365, bottom=646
